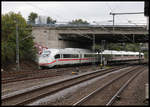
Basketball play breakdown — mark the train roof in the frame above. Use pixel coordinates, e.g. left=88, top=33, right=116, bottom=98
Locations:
left=58, top=48, right=93, bottom=54
left=42, top=48, right=93, bottom=55
left=102, top=50, right=143, bottom=55
left=42, top=48, right=144, bottom=55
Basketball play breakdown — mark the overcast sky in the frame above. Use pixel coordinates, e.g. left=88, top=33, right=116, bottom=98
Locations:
left=2, top=1, right=147, bottom=25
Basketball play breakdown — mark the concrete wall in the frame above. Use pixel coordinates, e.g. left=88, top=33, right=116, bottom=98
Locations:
left=32, top=27, right=90, bottom=49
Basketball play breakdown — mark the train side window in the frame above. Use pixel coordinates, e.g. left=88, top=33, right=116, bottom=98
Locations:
left=84, top=54, right=96, bottom=57
left=72, top=54, right=79, bottom=58
left=84, top=54, right=89, bottom=57
left=63, top=54, right=71, bottom=58
left=55, top=54, right=60, bottom=59
left=63, top=54, right=79, bottom=58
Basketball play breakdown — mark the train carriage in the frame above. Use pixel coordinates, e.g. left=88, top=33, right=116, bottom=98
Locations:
left=38, top=48, right=144, bottom=68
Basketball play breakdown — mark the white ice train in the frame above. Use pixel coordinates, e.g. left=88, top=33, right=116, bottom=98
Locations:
left=38, top=48, right=144, bottom=68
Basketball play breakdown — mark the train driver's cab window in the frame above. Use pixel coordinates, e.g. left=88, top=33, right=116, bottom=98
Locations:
left=42, top=50, right=51, bottom=57
left=55, top=54, right=60, bottom=59
left=43, top=50, right=51, bottom=55
left=42, top=54, right=49, bottom=57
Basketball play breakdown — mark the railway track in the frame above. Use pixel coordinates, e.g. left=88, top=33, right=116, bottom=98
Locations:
left=2, top=65, right=92, bottom=84
left=2, top=73, right=61, bottom=84
left=2, top=65, right=129, bottom=105
left=73, top=65, right=146, bottom=106
left=1, top=65, right=123, bottom=84
left=2, top=62, right=144, bottom=84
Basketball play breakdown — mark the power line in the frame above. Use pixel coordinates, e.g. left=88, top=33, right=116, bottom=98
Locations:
left=108, top=0, right=145, bottom=26
left=110, top=12, right=145, bottom=30
left=93, top=21, right=138, bottom=43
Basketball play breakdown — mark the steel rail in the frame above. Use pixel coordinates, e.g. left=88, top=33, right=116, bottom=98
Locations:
left=72, top=65, right=142, bottom=106
left=2, top=65, right=100, bottom=84
left=2, top=66, right=127, bottom=105
left=2, top=73, right=61, bottom=84
left=2, top=65, right=122, bottom=84
left=106, top=67, right=145, bottom=106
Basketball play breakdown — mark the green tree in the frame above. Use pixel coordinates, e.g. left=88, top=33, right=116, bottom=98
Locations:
left=107, top=43, right=123, bottom=51
left=125, top=43, right=140, bottom=52
left=68, top=19, right=89, bottom=25
left=107, top=43, right=140, bottom=52
left=47, top=17, right=56, bottom=24
left=2, top=12, right=37, bottom=67
left=28, top=12, right=38, bottom=24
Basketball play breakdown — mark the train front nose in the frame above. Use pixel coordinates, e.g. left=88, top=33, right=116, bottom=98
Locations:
left=39, top=57, right=49, bottom=66
left=38, top=50, right=55, bottom=68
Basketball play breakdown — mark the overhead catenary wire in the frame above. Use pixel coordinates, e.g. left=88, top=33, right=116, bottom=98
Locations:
left=93, top=21, right=135, bottom=43
left=106, top=2, right=145, bottom=25
left=104, top=3, right=139, bottom=43
left=109, top=11, right=146, bottom=43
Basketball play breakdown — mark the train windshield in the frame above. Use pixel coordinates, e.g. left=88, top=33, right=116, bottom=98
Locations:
left=42, top=50, right=51, bottom=57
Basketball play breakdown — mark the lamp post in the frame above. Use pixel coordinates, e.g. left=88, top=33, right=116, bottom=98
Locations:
left=100, top=47, right=102, bottom=68
left=93, top=21, right=108, bottom=68
left=100, top=40, right=105, bottom=69
left=15, top=19, right=19, bottom=72
left=110, top=12, right=115, bottom=31
left=15, top=19, right=34, bottom=72
left=139, top=43, right=143, bottom=64
left=93, top=34, right=95, bottom=66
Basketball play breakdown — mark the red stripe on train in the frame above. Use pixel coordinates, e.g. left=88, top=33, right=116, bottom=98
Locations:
left=58, top=58, right=89, bottom=61
left=39, top=60, right=56, bottom=65
left=39, top=58, right=90, bottom=65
